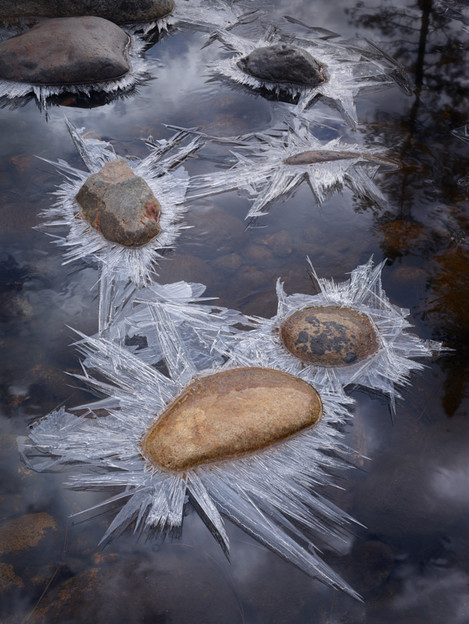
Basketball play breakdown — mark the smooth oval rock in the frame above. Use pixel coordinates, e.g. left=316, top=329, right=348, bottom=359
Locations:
left=142, top=367, right=322, bottom=471
left=280, top=306, right=380, bottom=367
left=76, top=159, right=161, bottom=247
left=0, top=17, right=130, bottom=85
left=238, top=44, right=326, bottom=87
left=0, top=0, right=174, bottom=24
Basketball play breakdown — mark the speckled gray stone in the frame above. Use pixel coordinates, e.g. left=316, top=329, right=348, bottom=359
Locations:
left=0, top=0, right=174, bottom=24
left=0, top=17, right=130, bottom=85
left=281, top=306, right=380, bottom=367
left=76, top=159, right=161, bottom=247
left=238, top=43, right=326, bottom=87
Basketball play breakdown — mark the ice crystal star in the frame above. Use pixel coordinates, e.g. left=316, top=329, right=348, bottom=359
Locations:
left=39, top=119, right=204, bottom=330
left=190, top=118, right=396, bottom=218
left=208, top=26, right=410, bottom=126
left=21, top=328, right=362, bottom=599
left=0, top=28, right=151, bottom=109
left=230, top=258, right=445, bottom=413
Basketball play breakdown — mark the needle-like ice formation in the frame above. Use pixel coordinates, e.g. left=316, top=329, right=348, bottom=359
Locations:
left=229, top=258, right=445, bottom=413
left=208, top=24, right=410, bottom=126
left=38, top=119, right=204, bottom=330
left=189, top=116, right=396, bottom=217
left=20, top=327, right=362, bottom=599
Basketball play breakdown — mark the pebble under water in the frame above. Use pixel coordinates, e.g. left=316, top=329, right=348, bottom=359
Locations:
left=0, top=0, right=468, bottom=622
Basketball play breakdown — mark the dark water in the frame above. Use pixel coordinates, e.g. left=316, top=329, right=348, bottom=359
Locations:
left=0, top=1, right=468, bottom=622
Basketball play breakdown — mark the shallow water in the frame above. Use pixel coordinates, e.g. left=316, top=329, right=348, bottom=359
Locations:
left=0, top=0, right=468, bottom=622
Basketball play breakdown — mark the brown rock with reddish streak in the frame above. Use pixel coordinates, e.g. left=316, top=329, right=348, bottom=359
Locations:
left=0, top=17, right=130, bottom=85
left=76, top=159, right=161, bottom=247
left=281, top=306, right=380, bottom=367
left=142, top=367, right=322, bottom=471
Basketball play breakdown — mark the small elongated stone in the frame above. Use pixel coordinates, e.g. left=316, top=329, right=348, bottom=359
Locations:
left=280, top=306, right=380, bottom=367
left=238, top=43, right=326, bottom=87
left=142, top=367, right=322, bottom=471
left=76, top=159, right=161, bottom=247
left=0, top=0, right=175, bottom=24
left=0, top=17, right=130, bottom=85
left=283, top=150, right=395, bottom=166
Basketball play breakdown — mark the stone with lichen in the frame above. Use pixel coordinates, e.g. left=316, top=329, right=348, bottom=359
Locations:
left=280, top=306, right=380, bottom=367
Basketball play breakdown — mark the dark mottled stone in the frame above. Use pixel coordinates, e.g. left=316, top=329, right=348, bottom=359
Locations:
left=284, top=150, right=360, bottom=165
left=238, top=43, right=326, bottom=87
left=0, top=17, right=130, bottom=85
left=280, top=306, right=380, bottom=367
left=76, top=159, right=161, bottom=247
left=0, top=0, right=174, bottom=24
left=142, top=367, right=322, bottom=471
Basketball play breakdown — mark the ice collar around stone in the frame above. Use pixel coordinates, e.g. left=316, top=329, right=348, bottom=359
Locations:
left=230, top=258, right=446, bottom=413
left=21, top=328, right=361, bottom=599
left=0, top=17, right=152, bottom=107
left=210, top=26, right=410, bottom=126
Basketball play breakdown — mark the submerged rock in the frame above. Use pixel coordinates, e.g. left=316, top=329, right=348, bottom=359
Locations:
left=0, top=512, right=57, bottom=556
left=280, top=306, right=380, bottom=367
left=76, top=159, right=161, bottom=247
left=238, top=44, right=326, bottom=87
left=0, top=0, right=174, bottom=24
left=0, top=17, right=130, bottom=85
left=284, top=150, right=362, bottom=165
left=142, top=367, right=322, bottom=471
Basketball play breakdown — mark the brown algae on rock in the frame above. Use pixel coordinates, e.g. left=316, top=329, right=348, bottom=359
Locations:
left=280, top=306, right=380, bottom=367
left=76, top=159, right=161, bottom=247
left=141, top=367, right=322, bottom=471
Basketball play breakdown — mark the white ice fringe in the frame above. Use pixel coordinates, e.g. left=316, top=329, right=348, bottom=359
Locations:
left=0, top=30, right=152, bottom=109
left=230, top=257, right=446, bottom=414
left=38, top=119, right=205, bottom=329
left=208, top=25, right=411, bottom=127
left=97, top=278, right=255, bottom=371
left=189, top=116, right=396, bottom=217
left=21, top=328, right=362, bottom=600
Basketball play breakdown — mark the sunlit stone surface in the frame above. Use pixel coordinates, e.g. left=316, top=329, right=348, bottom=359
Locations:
left=76, top=159, right=161, bottom=247
left=0, top=17, right=130, bottom=85
left=142, top=367, right=322, bottom=471
left=280, top=306, right=380, bottom=366
left=238, top=44, right=326, bottom=87
left=0, top=0, right=175, bottom=24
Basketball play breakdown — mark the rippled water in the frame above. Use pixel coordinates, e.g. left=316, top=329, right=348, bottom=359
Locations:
left=0, top=1, right=468, bottom=622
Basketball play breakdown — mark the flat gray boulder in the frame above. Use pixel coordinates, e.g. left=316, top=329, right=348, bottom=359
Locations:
left=0, top=17, right=130, bottom=85
left=238, top=43, right=326, bottom=87
left=0, top=0, right=174, bottom=24
left=76, top=159, right=162, bottom=247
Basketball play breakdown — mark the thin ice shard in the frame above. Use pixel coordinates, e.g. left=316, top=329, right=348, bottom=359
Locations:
left=99, top=278, right=254, bottom=372
left=209, top=25, right=410, bottom=126
left=230, top=258, right=447, bottom=414
left=22, top=329, right=362, bottom=599
left=189, top=117, right=396, bottom=217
